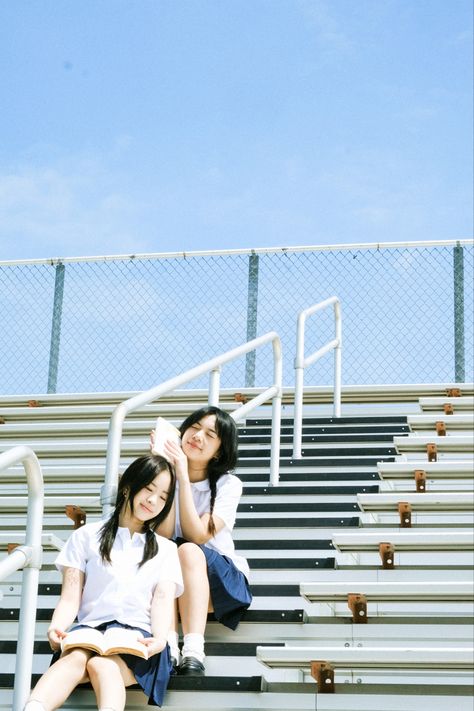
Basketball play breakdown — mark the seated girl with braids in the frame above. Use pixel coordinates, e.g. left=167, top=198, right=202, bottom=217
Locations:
left=153, top=406, right=252, bottom=676
left=24, top=454, right=183, bottom=711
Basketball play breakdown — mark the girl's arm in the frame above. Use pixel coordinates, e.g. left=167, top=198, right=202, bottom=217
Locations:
left=47, top=566, right=84, bottom=650
left=163, top=438, right=225, bottom=544
left=140, top=580, right=177, bottom=656
left=155, top=497, right=176, bottom=539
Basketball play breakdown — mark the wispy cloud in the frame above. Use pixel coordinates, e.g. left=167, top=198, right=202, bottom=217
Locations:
left=0, top=156, right=150, bottom=260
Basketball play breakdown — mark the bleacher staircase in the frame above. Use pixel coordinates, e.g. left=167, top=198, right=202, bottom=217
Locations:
left=0, top=385, right=473, bottom=710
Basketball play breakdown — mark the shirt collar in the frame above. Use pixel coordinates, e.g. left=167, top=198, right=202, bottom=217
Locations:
left=116, top=526, right=147, bottom=543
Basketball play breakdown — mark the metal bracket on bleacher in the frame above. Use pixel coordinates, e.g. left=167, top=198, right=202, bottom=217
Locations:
left=414, top=469, right=427, bottom=491
left=443, top=403, right=454, bottom=415
left=7, top=543, right=19, bottom=555
left=435, top=421, right=447, bottom=436
left=0, top=417, right=5, bottom=425
left=427, top=443, right=437, bottom=461
left=398, top=502, right=412, bottom=527
left=65, top=505, right=87, bottom=529
left=445, top=388, right=461, bottom=397
left=310, top=660, right=335, bottom=693
left=233, top=392, right=249, bottom=403
left=27, top=400, right=41, bottom=407
left=347, top=593, right=367, bottom=623
left=379, top=542, right=395, bottom=569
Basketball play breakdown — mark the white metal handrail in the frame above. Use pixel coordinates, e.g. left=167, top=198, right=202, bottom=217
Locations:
left=293, top=296, right=342, bottom=458
left=0, top=446, right=44, bottom=711
left=102, top=331, right=283, bottom=514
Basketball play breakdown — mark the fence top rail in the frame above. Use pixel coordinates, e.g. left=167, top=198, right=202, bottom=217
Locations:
left=1, top=239, right=472, bottom=267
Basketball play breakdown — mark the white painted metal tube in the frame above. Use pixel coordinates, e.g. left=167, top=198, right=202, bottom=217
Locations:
left=0, top=446, right=44, bottom=711
left=103, top=331, right=283, bottom=513
left=293, top=297, right=342, bottom=458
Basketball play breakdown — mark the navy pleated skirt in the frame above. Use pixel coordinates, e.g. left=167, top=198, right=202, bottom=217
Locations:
left=176, top=538, right=252, bottom=630
left=52, top=620, right=172, bottom=707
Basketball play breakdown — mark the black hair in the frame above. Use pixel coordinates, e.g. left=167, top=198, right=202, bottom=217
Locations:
left=99, top=454, right=175, bottom=568
left=179, top=406, right=239, bottom=536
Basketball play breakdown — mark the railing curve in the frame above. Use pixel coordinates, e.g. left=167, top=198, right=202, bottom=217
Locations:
left=293, top=297, right=342, bottom=458
left=0, top=446, right=44, bottom=711
left=102, top=331, right=283, bottom=515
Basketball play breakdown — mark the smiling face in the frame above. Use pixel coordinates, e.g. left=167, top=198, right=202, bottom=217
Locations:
left=129, top=469, right=173, bottom=526
left=181, top=413, right=221, bottom=468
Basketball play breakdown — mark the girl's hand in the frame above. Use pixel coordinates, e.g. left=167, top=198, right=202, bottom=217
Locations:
left=162, top=439, right=189, bottom=482
left=139, top=635, right=167, bottom=657
left=47, top=626, right=67, bottom=651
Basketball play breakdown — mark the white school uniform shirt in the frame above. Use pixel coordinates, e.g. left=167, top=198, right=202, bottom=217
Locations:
left=174, top=472, right=250, bottom=578
left=55, top=520, right=183, bottom=633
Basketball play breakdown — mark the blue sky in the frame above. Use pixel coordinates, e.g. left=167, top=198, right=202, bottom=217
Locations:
left=1, top=0, right=472, bottom=261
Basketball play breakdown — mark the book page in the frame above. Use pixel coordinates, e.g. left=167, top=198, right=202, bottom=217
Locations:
left=151, top=417, right=181, bottom=461
left=61, top=627, right=148, bottom=659
left=61, top=627, right=104, bottom=655
left=102, top=627, right=148, bottom=658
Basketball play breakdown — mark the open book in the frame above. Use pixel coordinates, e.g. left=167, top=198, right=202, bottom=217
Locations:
left=151, top=417, right=181, bottom=461
left=61, top=626, right=149, bottom=659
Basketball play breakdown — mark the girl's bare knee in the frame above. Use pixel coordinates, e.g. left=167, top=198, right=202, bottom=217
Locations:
left=178, top=542, right=206, bottom=569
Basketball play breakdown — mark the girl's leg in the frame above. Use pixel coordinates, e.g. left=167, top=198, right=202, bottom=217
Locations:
left=177, top=543, right=210, bottom=672
left=26, top=649, right=91, bottom=711
left=167, top=598, right=180, bottom=666
left=86, top=654, right=136, bottom=711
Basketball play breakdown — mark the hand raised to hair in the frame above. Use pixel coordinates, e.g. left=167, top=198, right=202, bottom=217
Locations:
left=162, top=438, right=189, bottom=482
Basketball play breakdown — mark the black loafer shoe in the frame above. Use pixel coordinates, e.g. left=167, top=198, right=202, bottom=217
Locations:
left=170, top=656, right=179, bottom=675
left=178, top=657, right=205, bottom=676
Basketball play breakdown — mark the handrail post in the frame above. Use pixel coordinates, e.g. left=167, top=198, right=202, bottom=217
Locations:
left=333, top=300, right=342, bottom=417
left=292, top=297, right=342, bottom=459
left=208, top=366, right=221, bottom=406
left=293, top=312, right=306, bottom=459
left=0, top=446, right=44, bottom=711
left=269, top=337, right=283, bottom=486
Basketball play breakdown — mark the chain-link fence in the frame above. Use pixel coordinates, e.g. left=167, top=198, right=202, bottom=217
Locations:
left=1, top=241, right=472, bottom=395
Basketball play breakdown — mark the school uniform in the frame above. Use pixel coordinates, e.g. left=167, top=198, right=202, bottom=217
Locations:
left=175, top=472, right=252, bottom=630
left=54, top=520, right=183, bottom=706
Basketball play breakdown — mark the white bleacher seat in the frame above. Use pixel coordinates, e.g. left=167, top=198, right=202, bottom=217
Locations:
left=377, top=461, right=474, bottom=479
left=331, top=530, right=474, bottom=552
left=418, top=396, right=474, bottom=412
left=357, top=492, right=474, bottom=511
left=256, top=645, right=474, bottom=671
left=300, top=581, right=474, bottom=603
left=407, top=414, right=474, bottom=431
left=394, top=435, right=474, bottom=453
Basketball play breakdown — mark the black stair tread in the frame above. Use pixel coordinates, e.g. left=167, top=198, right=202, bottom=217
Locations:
left=242, top=484, right=380, bottom=495
left=238, top=447, right=397, bottom=458
left=238, top=457, right=395, bottom=468
left=240, top=424, right=409, bottom=436
left=249, top=557, right=336, bottom=569
left=239, top=434, right=406, bottom=444
left=238, top=502, right=360, bottom=512
left=247, top=416, right=408, bottom=425
left=236, top=539, right=334, bottom=550
left=0, top=608, right=307, bottom=623
left=0, top=673, right=264, bottom=693
left=239, top=471, right=381, bottom=481
left=235, top=516, right=360, bottom=527
left=19, top=583, right=307, bottom=599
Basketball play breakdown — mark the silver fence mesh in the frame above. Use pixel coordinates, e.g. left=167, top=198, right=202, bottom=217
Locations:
left=1, top=242, right=472, bottom=394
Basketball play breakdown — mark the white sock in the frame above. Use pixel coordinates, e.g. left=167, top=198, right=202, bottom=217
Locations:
left=24, top=702, right=47, bottom=711
left=182, top=632, right=205, bottom=664
left=167, top=630, right=180, bottom=663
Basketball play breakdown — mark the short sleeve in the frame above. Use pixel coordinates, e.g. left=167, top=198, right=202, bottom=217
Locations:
left=212, top=475, right=242, bottom=530
left=55, top=525, right=90, bottom=573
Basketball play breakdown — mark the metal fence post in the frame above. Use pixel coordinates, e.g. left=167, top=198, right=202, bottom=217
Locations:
left=453, top=242, right=465, bottom=382
left=245, top=252, right=259, bottom=387
left=47, top=262, right=65, bottom=393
